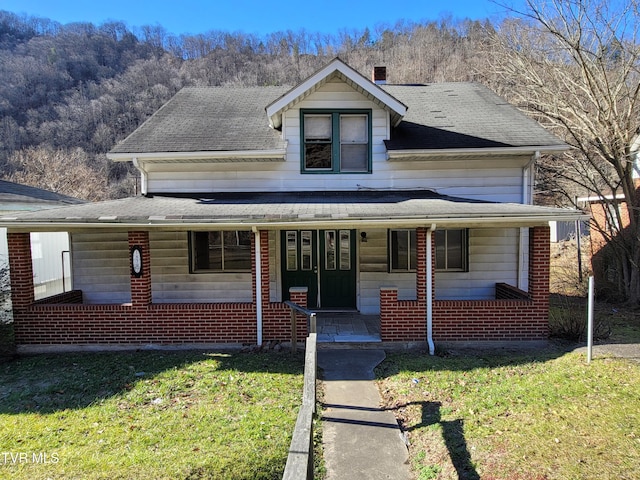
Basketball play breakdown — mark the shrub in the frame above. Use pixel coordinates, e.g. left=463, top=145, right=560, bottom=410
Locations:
left=549, top=297, right=611, bottom=341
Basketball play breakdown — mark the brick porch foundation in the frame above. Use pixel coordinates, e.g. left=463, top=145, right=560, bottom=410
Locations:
left=8, top=230, right=307, bottom=347
left=8, top=227, right=550, bottom=347
left=380, top=226, right=550, bottom=342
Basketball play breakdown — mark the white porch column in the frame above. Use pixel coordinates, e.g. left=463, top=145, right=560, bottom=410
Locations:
left=426, top=224, right=435, bottom=355
left=253, top=227, right=263, bottom=346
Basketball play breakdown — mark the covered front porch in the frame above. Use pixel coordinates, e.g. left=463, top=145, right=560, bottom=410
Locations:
left=0, top=191, right=587, bottom=351
left=6, top=225, right=552, bottom=350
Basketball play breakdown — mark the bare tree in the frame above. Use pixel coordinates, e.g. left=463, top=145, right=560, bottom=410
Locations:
left=487, top=0, right=640, bottom=302
left=3, top=146, right=108, bottom=201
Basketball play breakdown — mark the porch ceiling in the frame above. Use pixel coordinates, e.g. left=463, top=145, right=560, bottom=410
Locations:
left=0, top=190, right=588, bottom=231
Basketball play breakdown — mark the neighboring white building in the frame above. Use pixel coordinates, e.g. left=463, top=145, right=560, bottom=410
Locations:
left=0, top=180, right=84, bottom=305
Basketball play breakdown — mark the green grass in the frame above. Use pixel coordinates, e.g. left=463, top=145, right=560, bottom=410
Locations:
left=376, top=348, right=640, bottom=480
left=0, top=350, right=304, bottom=479
left=602, top=306, right=640, bottom=343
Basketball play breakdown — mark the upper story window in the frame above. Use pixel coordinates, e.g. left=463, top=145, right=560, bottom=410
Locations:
left=190, top=231, right=251, bottom=273
left=301, top=110, right=371, bottom=173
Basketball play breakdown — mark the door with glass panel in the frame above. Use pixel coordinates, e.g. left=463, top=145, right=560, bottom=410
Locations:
left=281, top=230, right=356, bottom=309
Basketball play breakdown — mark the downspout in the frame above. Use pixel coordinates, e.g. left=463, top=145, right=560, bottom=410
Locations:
left=132, top=158, right=148, bottom=195
left=427, top=224, right=436, bottom=356
left=524, top=152, right=539, bottom=205
left=252, top=226, right=263, bottom=346
left=518, top=152, right=538, bottom=289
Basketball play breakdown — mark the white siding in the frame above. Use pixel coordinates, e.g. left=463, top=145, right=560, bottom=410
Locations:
left=356, top=227, right=521, bottom=313
left=70, top=225, right=522, bottom=308
left=358, top=229, right=418, bottom=314
left=144, top=81, right=526, bottom=203
left=435, top=228, right=520, bottom=300
left=71, top=231, right=130, bottom=304
left=149, top=231, right=252, bottom=303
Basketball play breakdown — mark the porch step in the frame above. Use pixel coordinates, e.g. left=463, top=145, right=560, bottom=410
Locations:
left=317, top=333, right=381, bottom=343
left=317, top=340, right=428, bottom=351
left=315, top=313, right=381, bottom=344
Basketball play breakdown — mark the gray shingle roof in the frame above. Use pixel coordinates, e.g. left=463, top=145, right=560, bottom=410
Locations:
left=110, top=86, right=290, bottom=154
left=0, top=179, right=85, bottom=206
left=0, top=191, right=586, bottom=228
left=381, top=83, right=563, bottom=150
left=109, top=81, right=563, bottom=156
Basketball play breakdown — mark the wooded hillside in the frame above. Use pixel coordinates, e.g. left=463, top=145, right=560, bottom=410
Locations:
left=0, top=10, right=494, bottom=200
left=3, top=2, right=640, bottom=302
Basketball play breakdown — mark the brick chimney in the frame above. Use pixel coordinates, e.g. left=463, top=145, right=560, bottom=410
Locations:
left=372, top=66, right=387, bottom=85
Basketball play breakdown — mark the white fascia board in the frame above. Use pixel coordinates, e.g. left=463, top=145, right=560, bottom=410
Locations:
left=1, top=212, right=589, bottom=232
left=107, top=149, right=287, bottom=163
left=387, top=144, right=570, bottom=159
left=265, top=59, right=407, bottom=129
left=577, top=193, right=627, bottom=203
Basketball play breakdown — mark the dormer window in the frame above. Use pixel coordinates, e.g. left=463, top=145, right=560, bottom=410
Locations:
left=301, top=110, right=371, bottom=173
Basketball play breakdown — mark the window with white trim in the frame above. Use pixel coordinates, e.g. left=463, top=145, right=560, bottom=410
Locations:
left=389, top=229, right=468, bottom=272
left=190, top=231, right=251, bottom=272
left=301, top=110, right=371, bottom=173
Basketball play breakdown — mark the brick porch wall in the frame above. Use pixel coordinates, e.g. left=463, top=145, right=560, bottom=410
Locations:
left=7, top=233, right=35, bottom=310
left=379, top=227, right=428, bottom=341
left=13, top=303, right=258, bottom=345
left=8, top=230, right=302, bottom=346
left=380, top=226, right=551, bottom=342
left=10, top=226, right=551, bottom=346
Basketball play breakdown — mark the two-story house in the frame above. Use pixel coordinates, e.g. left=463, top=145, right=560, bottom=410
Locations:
left=1, top=59, right=586, bottom=353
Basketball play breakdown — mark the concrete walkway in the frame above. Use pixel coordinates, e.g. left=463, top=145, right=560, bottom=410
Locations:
left=574, top=342, right=640, bottom=363
left=318, top=349, right=410, bottom=480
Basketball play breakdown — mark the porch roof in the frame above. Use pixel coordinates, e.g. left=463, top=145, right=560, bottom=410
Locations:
left=0, top=190, right=588, bottom=231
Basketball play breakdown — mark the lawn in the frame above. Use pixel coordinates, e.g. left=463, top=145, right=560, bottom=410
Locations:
left=374, top=238, right=640, bottom=479
left=376, top=347, right=639, bottom=480
left=0, top=350, right=304, bottom=479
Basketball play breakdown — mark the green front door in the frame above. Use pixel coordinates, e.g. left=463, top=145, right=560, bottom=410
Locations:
left=281, top=229, right=356, bottom=309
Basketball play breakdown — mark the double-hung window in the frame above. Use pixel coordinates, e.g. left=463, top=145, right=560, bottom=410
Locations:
left=389, top=229, right=417, bottom=271
left=190, top=231, right=251, bottom=272
left=389, top=229, right=468, bottom=272
left=301, top=110, right=371, bottom=173
left=435, top=229, right=467, bottom=271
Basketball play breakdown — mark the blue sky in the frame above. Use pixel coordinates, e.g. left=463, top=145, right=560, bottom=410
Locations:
left=1, top=0, right=522, bottom=37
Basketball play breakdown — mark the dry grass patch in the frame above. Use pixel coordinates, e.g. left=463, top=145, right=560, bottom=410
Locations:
left=376, top=349, right=639, bottom=480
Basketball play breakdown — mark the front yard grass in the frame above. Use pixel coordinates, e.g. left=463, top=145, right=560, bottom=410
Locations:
left=376, top=347, right=639, bottom=480
left=0, top=350, right=304, bottom=479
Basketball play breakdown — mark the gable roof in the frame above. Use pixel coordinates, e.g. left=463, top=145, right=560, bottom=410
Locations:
left=265, top=58, right=407, bottom=129
left=108, top=59, right=566, bottom=161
